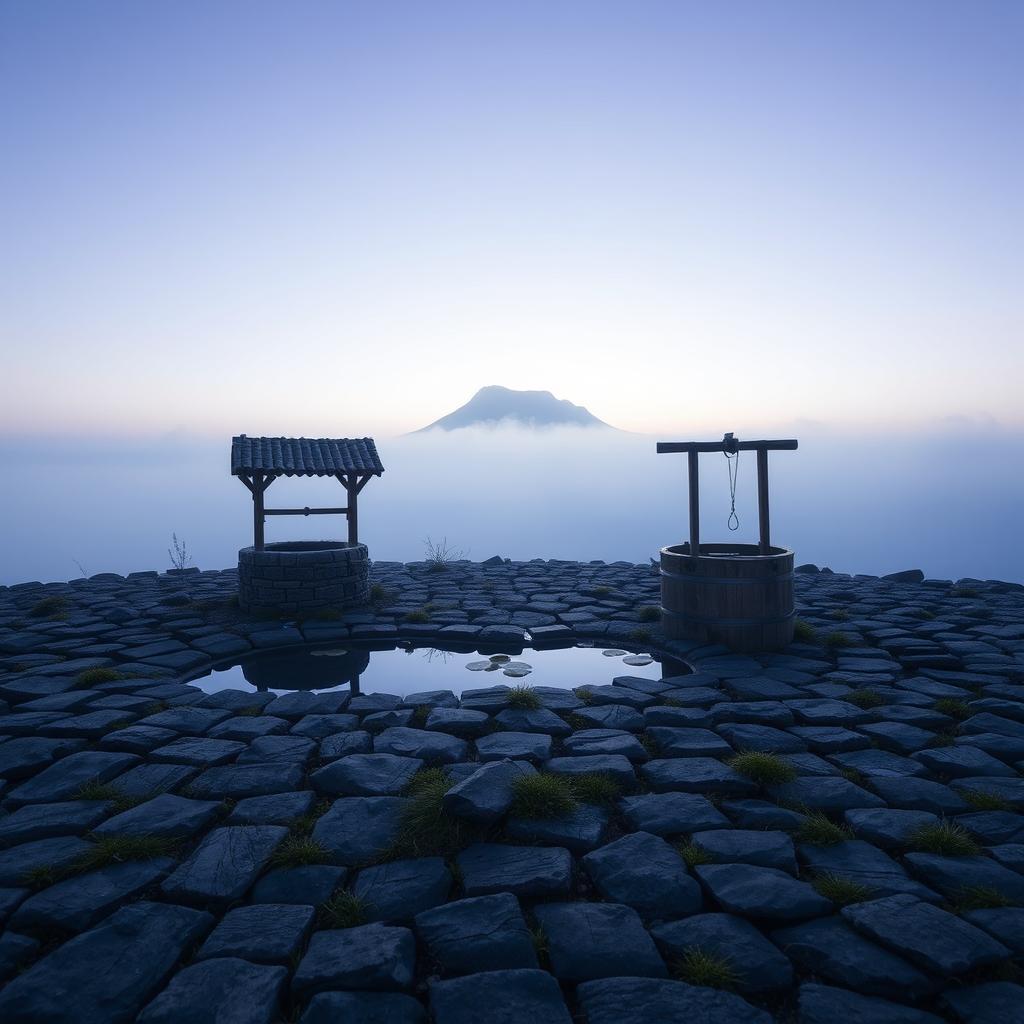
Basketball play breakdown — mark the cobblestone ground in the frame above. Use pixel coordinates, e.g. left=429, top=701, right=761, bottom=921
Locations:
left=0, top=559, right=1022, bottom=1023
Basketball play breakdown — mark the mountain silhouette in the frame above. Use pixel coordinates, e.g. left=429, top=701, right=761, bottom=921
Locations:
left=414, top=385, right=612, bottom=432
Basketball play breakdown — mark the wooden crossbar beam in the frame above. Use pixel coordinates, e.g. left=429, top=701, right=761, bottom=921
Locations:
left=656, top=439, right=798, bottom=454
left=264, top=507, right=349, bottom=516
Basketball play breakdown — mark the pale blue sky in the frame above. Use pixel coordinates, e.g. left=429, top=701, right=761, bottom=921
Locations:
left=1, top=1, right=1021, bottom=437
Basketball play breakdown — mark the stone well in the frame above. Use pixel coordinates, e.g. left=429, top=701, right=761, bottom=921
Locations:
left=237, top=540, right=369, bottom=615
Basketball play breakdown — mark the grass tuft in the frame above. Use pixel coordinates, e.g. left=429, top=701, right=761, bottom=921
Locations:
left=28, top=595, right=69, bottom=618
left=509, top=773, right=576, bottom=819
left=530, top=924, right=549, bottom=960
left=410, top=705, right=432, bottom=728
left=958, top=788, right=1013, bottom=812
left=812, top=872, right=875, bottom=906
left=953, top=886, right=1013, bottom=912
left=677, top=841, right=714, bottom=868
left=574, top=687, right=594, bottom=705
left=845, top=688, right=885, bottom=710
left=671, top=948, right=740, bottom=990
left=403, top=609, right=430, bottom=624
left=796, top=811, right=853, bottom=846
left=568, top=772, right=623, bottom=807
left=909, top=820, right=981, bottom=857
left=390, top=768, right=469, bottom=859
left=507, top=684, right=542, bottom=710
left=637, top=605, right=660, bottom=623
left=75, top=835, right=177, bottom=872
left=629, top=627, right=652, bottom=643
left=823, top=630, right=851, bottom=650
left=728, top=751, right=797, bottom=786
left=270, top=836, right=332, bottom=868
left=76, top=667, right=124, bottom=685
left=792, top=619, right=817, bottom=643
left=933, top=698, right=972, bottom=722
left=319, top=890, right=368, bottom=929
left=73, top=781, right=145, bottom=813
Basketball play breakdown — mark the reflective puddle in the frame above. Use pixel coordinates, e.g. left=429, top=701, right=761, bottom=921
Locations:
left=190, top=641, right=689, bottom=698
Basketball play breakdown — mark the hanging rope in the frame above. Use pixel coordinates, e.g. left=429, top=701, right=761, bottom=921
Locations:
left=723, top=433, right=740, bottom=531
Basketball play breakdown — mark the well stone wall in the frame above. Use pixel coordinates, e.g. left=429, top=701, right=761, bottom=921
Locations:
left=237, top=540, right=369, bottom=614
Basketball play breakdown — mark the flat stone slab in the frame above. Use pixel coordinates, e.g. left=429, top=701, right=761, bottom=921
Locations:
left=844, top=808, right=940, bottom=849
left=693, top=829, right=797, bottom=873
left=652, top=912, right=793, bottom=994
left=0, top=901, right=213, bottom=1024
left=542, top=754, right=636, bottom=787
left=620, top=791, right=729, bottom=835
left=694, top=863, right=832, bottom=922
left=475, top=731, right=553, bottom=763
left=136, top=956, right=287, bottom=1024
left=196, top=903, right=315, bottom=963
left=641, top=758, right=756, bottom=796
left=504, top=803, right=609, bottom=853
left=902, top=851, right=1024, bottom=904
left=11, top=857, right=175, bottom=933
left=250, top=864, right=347, bottom=906
left=414, top=892, right=538, bottom=974
left=583, top=830, right=702, bottom=919
left=373, top=727, right=468, bottom=765
left=772, top=915, right=933, bottom=998
left=798, top=840, right=939, bottom=902
left=310, top=753, right=423, bottom=797
left=312, top=797, right=407, bottom=865
left=5, top=750, right=139, bottom=808
left=161, top=825, right=287, bottom=906
left=577, top=977, right=772, bottom=1024
left=94, top=793, right=221, bottom=839
left=441, top=760, right=535, bottom=823
left=149, top=736, right=246, bottom=766
left=353, top=857, right=452, bottom=922
left=563, top=728, right=650, bottom=760
left=0, top=835, right=92, bottom=886
left=291, top=924, right=415, bottom=998
left=533, top=901, right=667, bottom=981
left=429, top=969, right=570, bottom=1024
left=0, top=800, right=112, bottom=846
left=456, top=843, right=572, bottom=898
left=798, top=982, right=944, bottom=1024
left=842, top=894, right=1010, bottom=974
left=226, top=790, right=316, bottom=826
left=187, top=763, right=305, bottom=799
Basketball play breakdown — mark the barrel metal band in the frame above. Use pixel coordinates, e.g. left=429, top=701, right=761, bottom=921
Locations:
left=661, top=608, right=796, bottom=627
left=660, top=569, right=794, bottom=587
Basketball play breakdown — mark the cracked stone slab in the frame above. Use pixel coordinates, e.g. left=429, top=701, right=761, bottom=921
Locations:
left=161, top=825, right=288, bottom=906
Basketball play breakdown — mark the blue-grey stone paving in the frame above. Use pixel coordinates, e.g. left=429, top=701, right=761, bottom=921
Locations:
left=0, top=558, right=1022, bottom=1019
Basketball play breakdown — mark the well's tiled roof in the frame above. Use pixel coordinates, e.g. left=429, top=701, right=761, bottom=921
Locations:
left=231, top=436, right=384, bottom=477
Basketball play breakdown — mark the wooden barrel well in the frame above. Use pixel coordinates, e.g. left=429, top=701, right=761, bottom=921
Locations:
left=660, top=543, right=795, bottom=653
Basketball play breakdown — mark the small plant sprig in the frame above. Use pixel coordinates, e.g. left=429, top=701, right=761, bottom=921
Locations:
left=423, top=536, right=467, bottom=572
left=168, top=533, right=193, bottom=571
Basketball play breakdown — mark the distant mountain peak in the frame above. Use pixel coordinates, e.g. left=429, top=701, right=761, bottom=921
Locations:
left=414, top=385, right=612, bottom=432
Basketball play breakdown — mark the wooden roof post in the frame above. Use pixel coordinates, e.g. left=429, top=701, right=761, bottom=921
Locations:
left=253, top=473, right=266, bottom=551
left=346, top=475, right=358, bottom=545
left=757, top=448, right=771, bottom=554
left=688, top=450, right=700, bottom=556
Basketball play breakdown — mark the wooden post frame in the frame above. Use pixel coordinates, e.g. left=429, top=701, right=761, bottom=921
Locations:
left=656, top=436, right=797, bottom=553
left=231, top=437, right=384, bottom=551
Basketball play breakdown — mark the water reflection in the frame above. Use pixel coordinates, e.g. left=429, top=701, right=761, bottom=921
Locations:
left=237, top=646, right=371, bottom=693
left=199, top=641, right=690, bottom=699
